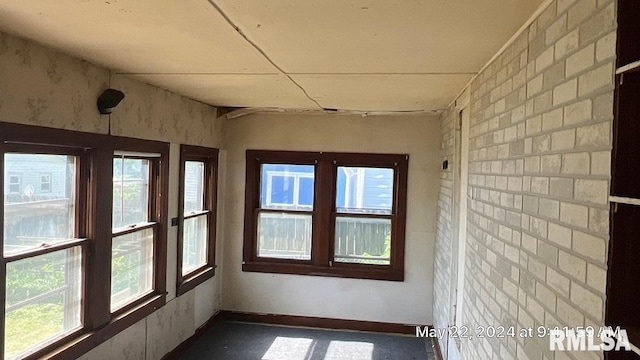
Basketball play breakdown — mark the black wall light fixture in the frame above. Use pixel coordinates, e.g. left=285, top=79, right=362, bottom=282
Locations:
left=97, top=88, right=125, bottom=114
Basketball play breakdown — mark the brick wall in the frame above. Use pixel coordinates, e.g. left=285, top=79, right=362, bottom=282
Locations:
left=434, top=0, right=616, bottom=359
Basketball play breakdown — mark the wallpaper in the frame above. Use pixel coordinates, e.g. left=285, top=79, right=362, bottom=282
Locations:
left=0, top=31, right=220, bottom=147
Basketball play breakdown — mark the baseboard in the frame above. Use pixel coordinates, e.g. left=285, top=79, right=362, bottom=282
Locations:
left=218, top=310, right=423, bottom=335
left=161, top=310, right=225, bottom=360
left=432, top=335, right=444, bottom=360
left=163, top=310, right=431, bottom=359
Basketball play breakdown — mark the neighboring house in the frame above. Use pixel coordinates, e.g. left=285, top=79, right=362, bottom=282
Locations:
left=3, top=154, right=70, bottom=199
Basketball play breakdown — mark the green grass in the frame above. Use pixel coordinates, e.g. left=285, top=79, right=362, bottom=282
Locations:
left=5, top=303, right=64, bottom=358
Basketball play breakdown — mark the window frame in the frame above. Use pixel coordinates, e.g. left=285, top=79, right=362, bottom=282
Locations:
left=7, top=174, right=20, bottom=194
left=2, top=145, right=88, bottom=359
left=110, top=152, right=162, bottom=313
left=176, top=145, right=219, bottom=296
left=40, top=172, right=52, bottom=192
left=0, top=122, right=169, bottom=360
left=242, top=150, right=408, bottom=281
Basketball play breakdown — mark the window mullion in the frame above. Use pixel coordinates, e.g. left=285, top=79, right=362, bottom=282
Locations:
left=312, top=157, right=332, bottom=267
left=85, top=148, right=112, bottom=329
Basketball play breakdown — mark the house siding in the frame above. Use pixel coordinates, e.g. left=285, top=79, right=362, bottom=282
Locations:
left=434, top=0, right=616, bottom=359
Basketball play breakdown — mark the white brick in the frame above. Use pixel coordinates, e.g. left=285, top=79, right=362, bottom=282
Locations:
left=539, top=198, right=560, bottom=219
left=553, top=78, right=578, bottom=105
left=570, top=283, right=603, bottom=321
left=536, top=282, right=556, bottom=309
left=532, top=134, right=550, bottom=153
left=572, top=230, right=606, bottom=263
left=548, top=222, right=572, bottom=248
left=566, top=44, right=594, bottom=77
left=528, top=74, right=544, bottom=96
left=536, top=47, right=555, bottom=73
left=550, top=178, right=574, bottom=198
left=586, top=264, right=607, bottom=293
left=525, top=116, right=542, bottom=135
left=589, top=207, right=609, bottom=234
left=541, top=154, right=561, bottom=173
left=567, top=0, right=596, bottom=28
left=542, top=108, right=563, bottom=130
left=532, top=217, right=548, bottom=237
left=558, top=250, right=586, bottom=281
left=555, top=29, right=579, bottom=60
left=596, top=31, right=616, bottom=62
left=525, top=156, right=540, bottom=173
left=529, top=257, right=546, bottom=280
left=564, top=99, right=592, bottom=125
left=576, top=121, right=610, bottom=148
left=547, top=267, right=570, bottom=297
left=551, top=129, right=575, bottom=150
left=557, top=0, right=577, bottom=14
left=560, top=202, right=588, bottom=228
left=574, top=179, right=608, bottom=204
left=522, top=232, right=538, bottom=254
left=578, top=63, right=614, bottom=97
left=561, top=152, right=590, bottom=175
left=556, top=298, right=584, bottom=326
left=527, top=296, right=546, bottom=323
left=530, top=176, right=549, bottom=194
left=590, top=151, right=611, bottom=176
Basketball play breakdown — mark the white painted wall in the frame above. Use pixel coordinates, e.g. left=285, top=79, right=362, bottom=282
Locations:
left=221, top=113, right=440, bottom=325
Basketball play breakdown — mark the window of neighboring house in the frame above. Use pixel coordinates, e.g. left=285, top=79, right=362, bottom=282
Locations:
left=243, top=150, right=408, bottom=281
left=3, top=150, right=85, bottom=359
left=40, top=173, right=52, bottom=192
left=176, top=145, right=218, bottom=296
left=110, top=152, right=159, bottom=312
left=8, top=174, right=20, bottom=194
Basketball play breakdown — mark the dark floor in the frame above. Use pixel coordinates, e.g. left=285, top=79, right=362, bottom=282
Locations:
left=179, top=321, right=434, bottom=360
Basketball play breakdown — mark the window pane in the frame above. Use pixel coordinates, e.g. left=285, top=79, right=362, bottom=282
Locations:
left=4, top=154, right=76, bottom=255
left=257, top=212, right=311, bottom=260
left=182, top=215, right=208, bottom=275
left=5, top=247, right=82, bottom=359
left=336, top=167, right=393, bottom=215
left=113, top=157, right=149, bottom=229
left=261, top=164, right=314, bottom=210
left=334, top=217, right=391, bottom=265
left=111, top=228, right=153, bottom=311
left=184, top=161, right=205, bottom=214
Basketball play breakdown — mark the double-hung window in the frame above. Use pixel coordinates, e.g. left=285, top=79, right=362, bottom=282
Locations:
left=176, top=145, right=218, bottom=295
left=3, top=147, right=86, bottom=359
left=1, top=123, right=169, bottom=360
left=243, top=151, right=408, bottom=281
left=111, top=152, right=161, bottom=312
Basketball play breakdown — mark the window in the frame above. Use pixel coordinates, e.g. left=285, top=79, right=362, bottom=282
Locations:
left=3, top=150, right=86, bottom=359
left=177, top=145, right=218, bottom=296
left=7, top=175, right=20, bottom=194
left=40, top=173, right=52, bottom=192
left=1, top=122, right=169, bottom=360
left=243, top=151, right=408, bottom=281
left=111, top=153, right=159, bottom=311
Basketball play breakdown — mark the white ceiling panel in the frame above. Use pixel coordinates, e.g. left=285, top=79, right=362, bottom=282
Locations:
left=213, top=0, right=544, bottom=74
left=0, top=0, right=277, bottom=74
left=0, top=0, right=545, bottom=111
left=291, top=74, right=474, bottom=111
left=126, top=74, right=320, bottom=109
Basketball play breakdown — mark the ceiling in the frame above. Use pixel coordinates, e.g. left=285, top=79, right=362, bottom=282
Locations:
left=0, top=0, right=544, bottom=113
